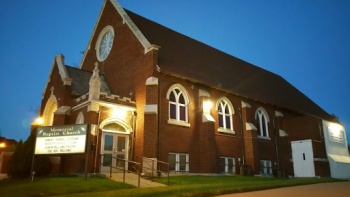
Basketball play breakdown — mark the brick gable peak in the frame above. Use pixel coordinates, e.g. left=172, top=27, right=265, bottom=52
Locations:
left=109, top=0, right=159, bottom=54
left=79, top=0, right=158, bottom=69
left=42, top=54, right=72, bottom=99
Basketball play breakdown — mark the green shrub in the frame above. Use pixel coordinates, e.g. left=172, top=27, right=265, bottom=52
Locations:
left=7, top=140, right=24, bottom=178
left=7, top=132, right=51, bottom=178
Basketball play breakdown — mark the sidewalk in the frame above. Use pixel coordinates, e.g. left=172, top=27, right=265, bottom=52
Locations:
left=0, top=173, right=8, bottom=180
left=217, top=181, right=350, bottom=197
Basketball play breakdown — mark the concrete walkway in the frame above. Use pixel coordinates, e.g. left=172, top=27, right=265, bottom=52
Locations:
left=103, top=172, right=166, bottom=188
left=217, top=181, right=350, bottom=197
left=0, top=173, right=8, bottom=180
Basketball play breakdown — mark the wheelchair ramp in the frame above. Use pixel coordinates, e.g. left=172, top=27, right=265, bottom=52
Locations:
left=104, top=173, right=166, bottom=188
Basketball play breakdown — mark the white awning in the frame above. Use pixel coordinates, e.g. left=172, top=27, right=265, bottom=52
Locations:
left=328, top=154, right=350, bottom=164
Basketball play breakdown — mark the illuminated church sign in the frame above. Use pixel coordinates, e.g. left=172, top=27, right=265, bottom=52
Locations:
left=328, top=124, right=345, bottom=144
left=34, top=125, right=88, bottom=154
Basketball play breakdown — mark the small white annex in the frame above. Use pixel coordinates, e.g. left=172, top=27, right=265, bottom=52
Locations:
left=322, top=120, right=350, bottom=179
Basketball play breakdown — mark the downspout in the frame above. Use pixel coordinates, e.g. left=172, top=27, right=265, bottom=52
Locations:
left=238, top=107, right=246, bottom=165
left=130, top=111, right=136, bottom=162
left=94, top=110, right=101, bottom=174
left=273, top=117, right=280, bottom=173
left=157, top=75, right=162, bottom=161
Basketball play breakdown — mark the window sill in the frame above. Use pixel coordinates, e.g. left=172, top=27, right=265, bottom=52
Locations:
left=256, top=174, right=273, bottom=177
left=258, top=136, right=271, bottom=140
left=168, top=119, right=190, bottom=127
left=169, top=171, right=189, bottom=174
left=221, top=172, right=236, bottom=175
left=218, top=128, right=235, bottom=134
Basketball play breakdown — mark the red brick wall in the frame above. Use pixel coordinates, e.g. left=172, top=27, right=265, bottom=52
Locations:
left=40, top=60, right=71, bottom=117
left=276, top=112, right=329, bottom=177
left=155, top=73, right=299, bottom=174
left=240, top=103, right=258, bottom=174
left=38, top=0, right=329, bottom=176
left=79, top=1, right=158, bottom=160
left=283, top=114, right=323, bottom=141
left=312, top=139, right=329, bottom=177
left=157, top=75, right=197, bottom=172
left=199, top=122, right=218, bottom=173
left=143, top=81, right=159, bottom=158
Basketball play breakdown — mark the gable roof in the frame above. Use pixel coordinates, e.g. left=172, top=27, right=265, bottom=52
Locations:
left=65, top=66, right=111, bottom=96
left=124, top=9, right=333, bottom=121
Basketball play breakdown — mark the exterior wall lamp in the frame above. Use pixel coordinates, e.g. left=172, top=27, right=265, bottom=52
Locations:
left=0, top=142, right=6, bottom=148
left=202, top=100, right=215, bottom=122
left=109, top=108, right=127, bottom=120
left=33, top=117, right=44, bottom=126
left=203, top=100, right=213, bottom=114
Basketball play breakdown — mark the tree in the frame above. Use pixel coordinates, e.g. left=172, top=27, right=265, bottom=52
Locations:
left=7, top=132, right=51, bottom=178
left=7, top=140, right=23, bottom=178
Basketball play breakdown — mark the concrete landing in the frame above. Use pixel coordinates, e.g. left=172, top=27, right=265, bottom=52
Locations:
left=0, top=173, right=8, bottom=180
left=103, top=173, right=166, bottom=188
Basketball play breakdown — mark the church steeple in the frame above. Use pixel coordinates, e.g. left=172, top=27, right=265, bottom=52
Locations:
left=89, top=62, right=101, bottom=100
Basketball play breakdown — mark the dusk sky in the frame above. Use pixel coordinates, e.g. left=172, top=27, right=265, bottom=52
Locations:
left=0, top=0, right=349, bottom=144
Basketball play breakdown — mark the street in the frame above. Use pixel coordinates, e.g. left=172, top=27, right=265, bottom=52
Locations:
left=217, top=181, right=350, bottom=197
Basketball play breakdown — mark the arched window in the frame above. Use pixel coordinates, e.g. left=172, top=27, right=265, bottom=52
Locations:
left=99, top=118, right=132, bottom=134
left=76, top=112, right=84, bottom=124
left=42, top=94, right=57, bottom=126
left=169, top=88, right=187, bottom=121
left=216, top=97, right=234, bottom=132
left=166, top=84, right=190, bottom=125
left=255, top=108, right=269, bottom=138
left=103, top=123, right=127, bottom=133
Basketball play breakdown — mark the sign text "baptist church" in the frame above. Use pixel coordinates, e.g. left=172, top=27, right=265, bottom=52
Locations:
left=34, top=125, right=88, bottom=155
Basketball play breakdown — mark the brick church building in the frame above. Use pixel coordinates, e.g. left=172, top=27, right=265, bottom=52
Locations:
left=36, top=0, right=349, bottom=178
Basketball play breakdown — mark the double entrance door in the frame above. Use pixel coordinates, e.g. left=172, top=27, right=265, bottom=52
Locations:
left=101, top=132, right=129, bottom=173
left=291, top=139, right=315, bottom=177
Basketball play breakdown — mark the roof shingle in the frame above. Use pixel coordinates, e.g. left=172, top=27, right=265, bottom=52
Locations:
left=125, top=9, right=333, bottom=121
left=66, top=66, right=111, bottom=96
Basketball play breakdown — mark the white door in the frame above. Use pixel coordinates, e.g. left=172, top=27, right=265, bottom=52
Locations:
left=291, top=140, right=315, bottom=177
left=101, top=132, right=129, bottom=173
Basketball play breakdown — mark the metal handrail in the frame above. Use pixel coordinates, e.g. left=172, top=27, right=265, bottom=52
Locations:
left=100, top=154, right=142, bottom=187
left=100, top=154, right=170, bottom=186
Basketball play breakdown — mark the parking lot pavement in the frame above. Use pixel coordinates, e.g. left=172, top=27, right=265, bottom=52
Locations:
left=217, top=181, right=350, bottom=197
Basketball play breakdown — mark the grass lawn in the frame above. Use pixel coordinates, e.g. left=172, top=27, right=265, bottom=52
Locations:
left=0, top=175, right=339, bottom=197
left=0, top=175, right=134, bottom=197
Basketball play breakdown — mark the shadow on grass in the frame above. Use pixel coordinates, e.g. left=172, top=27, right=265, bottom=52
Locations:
left=0, top=175, right=134, bottom=197
left=0, top=175, right=341, bottom=197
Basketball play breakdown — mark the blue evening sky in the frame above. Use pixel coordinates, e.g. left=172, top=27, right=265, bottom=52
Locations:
left=0, top=0, right=349, bottom=144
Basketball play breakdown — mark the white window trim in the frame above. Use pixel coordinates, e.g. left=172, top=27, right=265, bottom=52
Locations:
left=216, top=97, right=234, bottom=132
left=167, top=119, right=190, bottom=127
left=42, top=94, right=58, bottom=126
left=218, top=127, right=235, bottom=134
left=95, top=25, right=114, bottom=62
left=169, top=96, right=188, bottom=121
left=258, top=136, right=271, bottom=140
left=255, top=108, right=270, bottom=138
left=220, top=157, right=236, bottom=174
left=76, top=112, right=84, bottom=124
left=169, top=153, right=189, bottom=173
left=260, top=160, right=273, bottom=175
left=166, top=84, right=190, bottom=126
